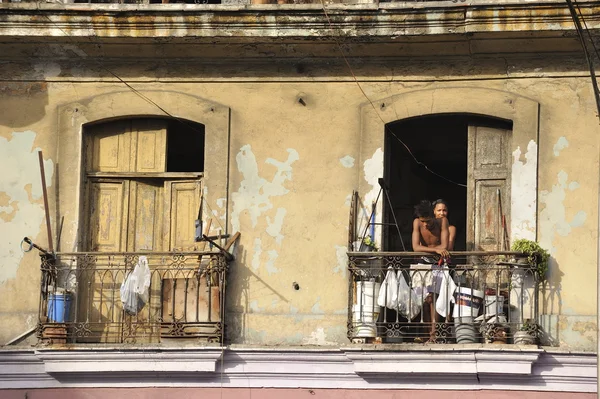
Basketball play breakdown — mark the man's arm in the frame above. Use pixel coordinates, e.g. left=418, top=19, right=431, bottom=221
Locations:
left=429, top=217, right=450, bottom=257
left=448, top=225, right=456, bottom=251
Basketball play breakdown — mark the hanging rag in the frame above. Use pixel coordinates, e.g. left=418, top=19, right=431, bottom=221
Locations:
left=377, top=267, right=398, bottom=309
left=435, top=269, right=457, bottom=317
left=397, top=269, right=421, bottom=320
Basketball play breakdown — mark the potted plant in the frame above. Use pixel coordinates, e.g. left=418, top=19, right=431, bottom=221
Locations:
left=513, top=319, right=537, bottom=345
left=360, top=237, right=378, bottom=252
left=511, top=239, right=550, bottom=281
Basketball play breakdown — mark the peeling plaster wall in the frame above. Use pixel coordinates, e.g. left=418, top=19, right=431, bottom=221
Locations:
left=0, top=56, right=597, bottom=350
left=511, top=140, right=538, bottom=240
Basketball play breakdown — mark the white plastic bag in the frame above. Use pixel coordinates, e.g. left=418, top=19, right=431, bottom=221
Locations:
left=435, top=270, right=456, bottom=318
left=120, top=256, right=151, bottom=315
left=377, top=267, right=398, bottom=309
left=397, top=270, right=421, bottom=320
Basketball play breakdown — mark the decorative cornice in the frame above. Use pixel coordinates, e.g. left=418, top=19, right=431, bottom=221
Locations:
left=0, top=0, right=597, bottom=40
left=0, top=347, right=595, bottom=392
left=36, top=347, right=224, bottom=374
left=345, top=348, right=542, bottom=375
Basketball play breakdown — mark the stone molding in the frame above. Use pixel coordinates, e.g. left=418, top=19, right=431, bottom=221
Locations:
left=37, top=348, right=225, bottom=374
left=0, top=347, right=596, bottom=392
left=0, top=0, right=596, bottom=40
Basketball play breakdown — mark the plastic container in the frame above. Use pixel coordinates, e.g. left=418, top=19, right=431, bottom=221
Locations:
left=484, top=295, right=504, bottom=316
left=353, top=281, right=381, bottom=337
left=47, top=292, right=72, bottom=323
left=452, top=287, right=484, bottom=318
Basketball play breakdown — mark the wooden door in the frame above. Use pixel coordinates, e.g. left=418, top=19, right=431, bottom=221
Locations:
left=82, top=119, right=203, bottom=343
left=165, top=180, right=202, bottom=251
left=467, top=125, right=512, bottom=251
left=88, top=179, right=130, bottom=252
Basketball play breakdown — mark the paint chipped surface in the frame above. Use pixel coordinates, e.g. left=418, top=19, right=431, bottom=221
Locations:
left=339, top=155, right=355, bottom=168
left=557, top=315, right=598, bottom=350
left=333, top=245, right=347, bottom=277
left=344, top=193, right=352, bottom=207
left=362, top=148, right=384, bottom=245
left=251, top=238, right=262, bottom=271
left=302, top=327, right=337, bottom=345
left=511, top=140, right=537, bottom=240
left=553, top=136, right=569, bottom=157
left=266, top=208, right=286, bottom=245
left=539, top=170, right=587, bottom=254
left=231, top=144, right=299, bottom=232
left=231, top=144, right=299, bottom=274
left=265, top=249, right=279, bottom=275
left=0, top=131, right=54, bottom=284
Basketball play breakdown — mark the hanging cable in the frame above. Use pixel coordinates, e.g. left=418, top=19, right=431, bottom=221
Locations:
left=566, top=0, right=600, bottom=121
left=37, top=7, right=209, bottom=136
left=318, top=0, right=467, bottom=188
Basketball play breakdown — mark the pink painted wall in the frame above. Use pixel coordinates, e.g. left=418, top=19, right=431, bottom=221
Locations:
left=0, top=389, right=595, bottom=399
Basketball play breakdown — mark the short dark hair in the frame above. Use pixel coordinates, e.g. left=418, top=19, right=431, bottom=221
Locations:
left=432, top=199, right=449, bottom=210
left=414, top=200, right=433, bottom=219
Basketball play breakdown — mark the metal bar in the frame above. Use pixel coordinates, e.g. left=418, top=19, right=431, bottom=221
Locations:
left=38, top=151, right=54, bottom=253
left=348, top=251, right=525, bottom=257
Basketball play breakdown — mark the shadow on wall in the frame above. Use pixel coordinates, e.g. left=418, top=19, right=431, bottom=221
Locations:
left=225, top=243, right=291, bottom=345
left=0, top=82, right=49, bottom=128
left=539, top=255, right=563, bottom=346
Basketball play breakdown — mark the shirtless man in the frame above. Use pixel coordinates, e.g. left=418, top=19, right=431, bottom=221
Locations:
left=411, top=200, right=450, bottom=343
left=412, top=200, right=450, bottom=258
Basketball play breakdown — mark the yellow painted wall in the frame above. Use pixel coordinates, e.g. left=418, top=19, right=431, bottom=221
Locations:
left=0, top=59, right=597, bottom=349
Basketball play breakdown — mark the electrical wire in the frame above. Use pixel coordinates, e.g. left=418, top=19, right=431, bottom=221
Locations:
left=317, top=0, right=467, bottom=189
left=39, top=3, right=468, bottom=189
left=574, top=0, right=600, bottom=63
left=37, top=7, right=209, bottom=136
left=566, top=0, right=600, bottom=121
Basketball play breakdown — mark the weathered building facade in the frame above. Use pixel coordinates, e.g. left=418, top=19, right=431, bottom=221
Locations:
left=0, top=0, right=597, bottom=396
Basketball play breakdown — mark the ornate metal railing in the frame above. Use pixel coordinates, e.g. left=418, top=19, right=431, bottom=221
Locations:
left=347, top=251, right=539, bottom=345
left=37, top=251, right=228, bottom=345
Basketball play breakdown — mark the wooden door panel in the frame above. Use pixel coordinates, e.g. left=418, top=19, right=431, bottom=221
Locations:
left=165, top=180, right=202, bottom=251
left=472, top=126, right=508, bottom=171
left=128, top=180, right=164, bottom=252
left=88, top=121, right=132, bottom=173
left=88, top=180, right=129, bottom=252
left=133, top=119, right=167, bottom=173
left=467, top=124, right=511, bottom=251
left=474, top=180, right=508, bottom=251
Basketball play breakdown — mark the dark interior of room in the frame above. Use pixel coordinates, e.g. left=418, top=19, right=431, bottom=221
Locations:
left=166, top=119, right=205, bottom=173
left=383, top=114, right=469, bottom=252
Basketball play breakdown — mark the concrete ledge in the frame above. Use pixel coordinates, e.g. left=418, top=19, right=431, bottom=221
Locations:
left=36, top=347, right=224, bottom=374
left=0, top=347, right=595, bottom=391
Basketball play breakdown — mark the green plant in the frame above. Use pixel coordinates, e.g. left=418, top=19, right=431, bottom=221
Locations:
left=511, top=238, right=550, bottom=280
left=519, top=319, right=538, bottom=335
left=362, top=237, right=378, bottom=251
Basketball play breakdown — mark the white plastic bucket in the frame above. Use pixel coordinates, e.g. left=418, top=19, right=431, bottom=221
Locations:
left=353, top=304, right=379, bottom=337
left=353, top=281, right=381, bottom=337
left=452, top=287, right=484, bottom=318
left=357, top=281, right=380, bottom=311
left=484, top=295, right=504, bottom=316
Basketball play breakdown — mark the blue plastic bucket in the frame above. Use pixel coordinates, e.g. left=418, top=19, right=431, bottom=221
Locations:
left=47, top=292, right=72, bottom=323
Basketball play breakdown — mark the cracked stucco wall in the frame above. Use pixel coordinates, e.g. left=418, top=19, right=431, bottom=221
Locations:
left=0, top=57, right=597, bottom=349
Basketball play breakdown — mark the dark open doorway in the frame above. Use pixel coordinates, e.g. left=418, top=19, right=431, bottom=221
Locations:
left=383, top=114, right=469, bottom=251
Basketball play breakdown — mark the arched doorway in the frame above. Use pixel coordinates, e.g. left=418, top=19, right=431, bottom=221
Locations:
left=383, top=114, right=513, bottom=252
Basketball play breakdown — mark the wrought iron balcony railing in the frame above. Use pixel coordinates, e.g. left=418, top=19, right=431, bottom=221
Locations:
left=37, top=251, right=228, bottom=345
left=347, top=251, right=539, bottom=345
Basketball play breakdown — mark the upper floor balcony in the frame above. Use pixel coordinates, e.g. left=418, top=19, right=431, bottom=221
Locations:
left=37, top=250, right=229, bottom=345
left=347, top=251, right=540, bottom=346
